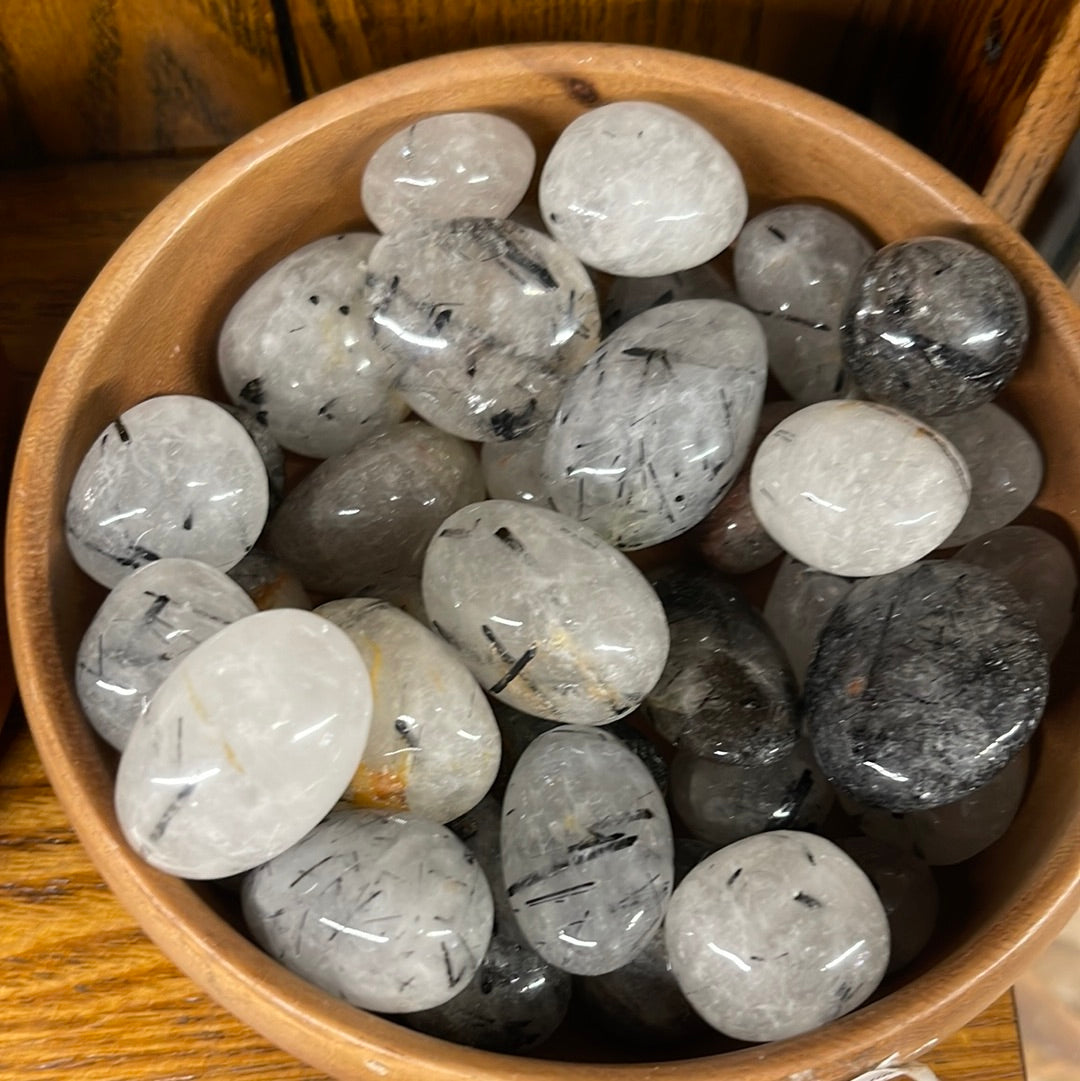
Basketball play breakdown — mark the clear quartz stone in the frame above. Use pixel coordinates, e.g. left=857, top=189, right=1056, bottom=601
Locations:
left=601, top=262, right=734, bottom=333
left=480, top=429, right=554, bottom=507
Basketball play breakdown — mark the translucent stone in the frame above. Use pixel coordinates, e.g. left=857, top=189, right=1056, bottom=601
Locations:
left=955, top=525, right=1075, bottom=656
left=222, top=404, right=286, bottom=510
left=835, top=836, right=939, bottom=973
left=75, top=558, right=257, bottom=751
left=644, top=568, right=798, bottom=765
left=269, top=421, right=485, bottom=596
left=317, top=598, right=500, bottom=822
left=841, top=236, right=1029, bottom=416
left=242, top=808, right=493, bottom=1013
left=931, top=404, right=1043, bottom=545
left=480, top=430, right=553, bottom=507
left=539, top=101, right=747, bottom=276
left=422, top=500, right=669, bottom=725
left=366, top=218, right=600, bottom=442
left=805, top=561, right=1048, bottom=812
left=601, top=262, right=734, bottom=333
left=501, top=725, right=674, bottom=976
left=665, top=831, right=889, bottom=1042
left=750, top=400, right=971, bottom=576
left=227, top=548, right=311, bottom=610
left=66, top=396, right=270, bottom=589
left=734, top=204, right=873, bottom=403
left=218, top=233, right=408, bottom=458
left=115, top=609, right=372, bottom=878
left=670, top=741, right=833, bottom=847
left=542, top=300, right=767, bottom=549
left=361, top=113, right=535, bottom=235
left=843, top=746, right=1030, bottom=866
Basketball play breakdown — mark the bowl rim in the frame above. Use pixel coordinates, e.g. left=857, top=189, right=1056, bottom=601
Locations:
left=8, top=39, right=1080, bottom=1081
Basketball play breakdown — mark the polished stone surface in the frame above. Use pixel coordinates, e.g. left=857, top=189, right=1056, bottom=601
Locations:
left=226, top=548, right=312, bottom=610
left=601, top=262, right=734, bottom=333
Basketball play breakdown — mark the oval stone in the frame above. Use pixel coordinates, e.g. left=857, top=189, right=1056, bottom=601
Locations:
left=750, top=400, right=971, bottom=576
left=115, top=609, right=372, bottom=878
left=422, top=501, right=670, bottom=724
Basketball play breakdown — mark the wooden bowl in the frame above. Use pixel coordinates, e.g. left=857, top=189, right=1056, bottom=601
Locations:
left=8, top=42, right=1080, bottom=1081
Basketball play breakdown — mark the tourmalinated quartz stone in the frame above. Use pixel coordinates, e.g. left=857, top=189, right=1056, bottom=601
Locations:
left=501, top=725, right=674, bottom=975
left=750, top=400, right=971, bottom=576
left=242, top=808, right=493, bottom=1013
left=317, top=598, right=500, bottom=822
left=76, top=558, right=257, bottom=750
left=835, top=836, right=939, bottom=973
left=601, top=263, right=734, bottom=334
left=269, top=421, right=485, bottom=596
left=665, top=831, right=889, bottom=1042
left=66, top=396, right=270, bottom=589
left=843, top=746, right=1030, bottom=866
left=115, top=609, right=372, bottom=878
left=670, top=741, right=833, bottom=847
left=644, top=568, right=799, bottom=765
left=361, top=113, right=536, bottom=235
left=841, top=236, right=1029, bottom=417
left=931, top=404, right=1043, bottom=545
left=218, top=233, right=408, bottom=458
left=805, top=561, right=1048, bottom=812
left=221, top=404, right=286, bottom=510
left=956, top=526, right=1075, bottom=656
left=542, top=300, right=767, bottom=549
left=366, top=217, right=600, bottom=442
left=734, top=203, right=873, bottom=403
left=226, top=548, right=312, bottom=610
left=480, top=430, right=553, bottom=507
left=422, top=501, right=670, bottom=724
left=539, top=101, right=747, bottom=276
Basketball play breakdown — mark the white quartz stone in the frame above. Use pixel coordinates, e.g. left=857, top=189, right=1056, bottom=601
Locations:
left=218, top=233, right=408, bottom=459
left=602, top=262, right=734, bottom=333
left=75, top=558, right=257, bottom=751
left=317, top=598, right=500, bottom=822
left=361, top=112, right=536, bottom=235
left=66, top=395, right=270, bottom=589
left=114, top=609, right=372, bottom=879
left=750, top=400, right=971, bottom=576
left=480, top=430, right=554, bottom=507
left=422, top=500, right=670, bottom=724
left=539, top=101, right=747, bottom=276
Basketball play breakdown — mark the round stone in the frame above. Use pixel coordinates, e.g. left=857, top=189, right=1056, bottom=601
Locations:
left=665, top=831, right=889, bottom=1042
left=501, top=725, right=674, bottom=976
left=75, top=558, right=257, bottom=751
left=601, top=262, right=734, bottom=333
left=542, top=300, right=766, bottom=549
left=226, top=548, right=312, bottom=610
left=242, top=808, right=493, bottom=1013
left=268, top=421, right=485, bottom=596
left=480, top=430, right=553, bottom=507
left=841, top=236, right=1029, bottom=416
left=805, top=560, right=1048, bottom=812
left=361, top=112, right=535, bottom=235
left=539, top=101, right=747, bottom=276
left=218, top=233, right=408, bottom=458
left=366, top=217, right=600, bottom=442
left=317, top=597, right=500, bottom=822
left=422, top=500, right=670, bottom=725
left=750, top=400, right=971, bottom=576
left=734, top=203, right=873, bottom=403
left=115, top=609, right=372, bottom=879
left=66, top=395, right=270, bottom=589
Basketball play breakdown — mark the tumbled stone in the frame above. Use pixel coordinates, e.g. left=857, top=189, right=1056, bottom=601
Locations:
left=644, top=568, right=798, bottom=765
left=66, top=396, right=269, bottom=589
left=735, top=203, right=873, bottom=403
left=501, top=725, right=674, bottom=975
left=218, top=234, right=407, bottom=458
left=805, top=561, right=1048, bottom=812
left=542, top=300, right=766, bottom=549
left=115, top=609, right=372, bottom=878
left=665, top=831, right=889, bottom=1042
left=366, top=217, right=600, bottom=442
left=222, top=404, right=286, bottom=510
left=480, top=430, right=553, bottom=507
left=227, top=548, right=311, bottom=610
left=539, top=101, right=747, bottom=276
left=361, top=113, right=535, bottom=235
left=601, top=262, right=734, bottom=333
left=269, top=421, right=484, bottom=596
left=243, top=808, right=493, bottom=1013
left=317, top=598, right=500, bottom=822
left=76, top=558, right=257, bottom=751
left=750, top=400, right=971, bottom=576
left=841, top=236, right=1029, bottom=416
left=422, top=501, right=669, bottom=724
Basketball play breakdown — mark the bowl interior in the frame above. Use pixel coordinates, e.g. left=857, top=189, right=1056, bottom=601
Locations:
left=8, top=41, right=1080, bottom=1081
